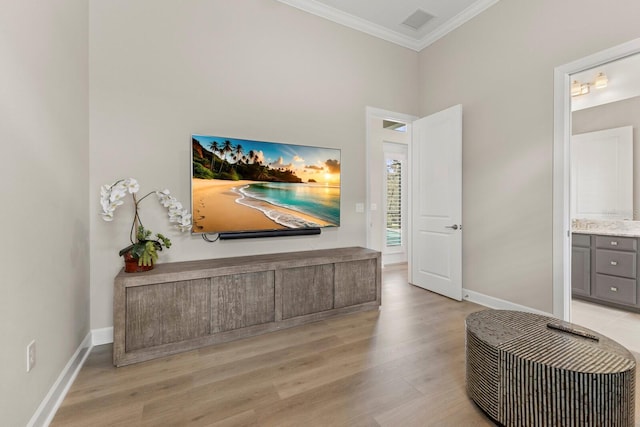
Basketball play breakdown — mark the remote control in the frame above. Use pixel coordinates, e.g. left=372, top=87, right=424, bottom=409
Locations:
left=547, top=322, right=600, bottom=341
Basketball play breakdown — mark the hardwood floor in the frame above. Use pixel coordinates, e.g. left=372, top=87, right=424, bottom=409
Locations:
left=51, top=265, right=494, bottom=426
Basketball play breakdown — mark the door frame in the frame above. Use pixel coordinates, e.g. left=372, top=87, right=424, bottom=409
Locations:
left=553, top=37, right=640, bottom=320
left=365, top=107, right=418, bottom=270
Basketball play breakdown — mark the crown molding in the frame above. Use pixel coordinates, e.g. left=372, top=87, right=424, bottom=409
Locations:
left=416, top=0, right=501, bottom=50
left=277, top=0, right=423, bottom=51
left=277, top=0, right=501, bottom=52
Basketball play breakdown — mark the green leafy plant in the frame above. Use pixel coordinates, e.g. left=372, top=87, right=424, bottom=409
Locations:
left=118, top=225, right=172, bottom=267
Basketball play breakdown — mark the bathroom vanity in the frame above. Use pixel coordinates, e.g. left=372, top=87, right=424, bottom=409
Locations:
left=572, top=221, right=640, bottom=312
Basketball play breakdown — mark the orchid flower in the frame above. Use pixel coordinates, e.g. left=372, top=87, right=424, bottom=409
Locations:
left=123, top=178, right=140, bottom=194
left=100, top=178, right=192, bottom=248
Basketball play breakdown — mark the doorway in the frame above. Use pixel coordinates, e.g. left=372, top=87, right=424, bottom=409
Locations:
left=383, top=142, right=408, bottom=264
left=553, top=37, right=640, bottom=321
left=567, top=53, right=640, bottom=353
left=365, top=107, right=416, bottom=267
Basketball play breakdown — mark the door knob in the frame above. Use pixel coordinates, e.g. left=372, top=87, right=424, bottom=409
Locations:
left=445, top=224, right=459, bottom=230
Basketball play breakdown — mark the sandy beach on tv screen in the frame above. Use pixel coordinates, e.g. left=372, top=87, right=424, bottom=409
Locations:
left=192, top=178, right=331, bottom=233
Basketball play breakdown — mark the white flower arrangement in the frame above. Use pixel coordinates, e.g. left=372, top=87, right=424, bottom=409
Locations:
left=100, top=178, right=192, bottom=231
left=99, top=178, right=192, bottom=268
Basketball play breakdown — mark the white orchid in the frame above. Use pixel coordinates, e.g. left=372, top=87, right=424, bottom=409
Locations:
left=123, top=178, right=140, bottom=194
left=109, top=187, right=127, bottom=203
left=155, top=190, right=192, bottom=231
left=100, top=179, right=191, bottom=228
left=100, top=184, right=111, bottom=200
left=156, top=190, right=173, bottom=207
left=101, top=211, right=115, bottom=222
left=168, top=202, right=183, bottom=215
left=100, top=178, right=192, bottom=266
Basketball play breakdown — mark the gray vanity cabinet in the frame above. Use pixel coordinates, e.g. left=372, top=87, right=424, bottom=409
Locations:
left=571, top=233, right=591, bottom=297
left=572, top=233, right=640, bottom=311
left=593, top=235, right=637, bottom=307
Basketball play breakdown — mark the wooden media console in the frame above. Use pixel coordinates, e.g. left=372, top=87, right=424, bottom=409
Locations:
left=113, top=247, right=381, bottom=366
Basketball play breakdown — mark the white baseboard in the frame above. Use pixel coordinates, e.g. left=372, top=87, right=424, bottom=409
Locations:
left=27, top=332, right=93, bottom=427
left=28, top=327, right=115, bottom=426
left=463, top=288, right=552, bottom=317
left=92, top=327, right=114, bottom=346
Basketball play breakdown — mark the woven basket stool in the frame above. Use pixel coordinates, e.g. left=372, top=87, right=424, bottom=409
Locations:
left=466, top=309, right=636, bottom=427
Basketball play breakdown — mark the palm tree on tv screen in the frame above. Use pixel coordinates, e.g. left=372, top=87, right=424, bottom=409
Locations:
left=208, top=140, right=219, bottom=172
left=234, top=144, right=244, bottom=164
left=220, top=140, right=234, bottom=173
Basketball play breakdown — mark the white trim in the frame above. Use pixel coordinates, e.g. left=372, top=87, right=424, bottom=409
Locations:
left=365, top=107, right=417, bottom=283
left=28, top=327, right=115, bottom=426
left=416, top=0, right=501, bottom=51
left=365, top=107, right=418, bottom=246
left=92, top=327, right=114, bottom=346
left=365, top=107, right=418, bottom=123
left=277, top=0, right=500, bottom=52
left=463, top=289, right=552, bottom=317
left=27, top=333, right=92, bottom=427
left=552, top=37, right=640, bottom=321
left=277, top=0, right=422, bottom=51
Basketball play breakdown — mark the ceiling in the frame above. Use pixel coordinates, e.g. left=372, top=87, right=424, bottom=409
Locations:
left=276, top=0, right=501, bottom=51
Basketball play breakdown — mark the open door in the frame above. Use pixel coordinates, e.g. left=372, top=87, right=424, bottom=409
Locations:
left=410, top=105, right=462, bottom=300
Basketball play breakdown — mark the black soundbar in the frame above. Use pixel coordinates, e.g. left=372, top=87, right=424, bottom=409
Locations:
left=219, top=227, right=321, bottom=240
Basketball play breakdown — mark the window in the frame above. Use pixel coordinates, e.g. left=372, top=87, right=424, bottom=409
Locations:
left=385, top=158, right=403, bottom=247
left=383, top=119, right=407, bottom=132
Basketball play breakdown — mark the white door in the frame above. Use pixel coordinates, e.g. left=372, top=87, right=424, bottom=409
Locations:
left=410, top=105, right=462, bottom=300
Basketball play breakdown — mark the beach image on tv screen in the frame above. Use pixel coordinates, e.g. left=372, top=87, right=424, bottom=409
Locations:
left=191, top=135, right=341, bottom=234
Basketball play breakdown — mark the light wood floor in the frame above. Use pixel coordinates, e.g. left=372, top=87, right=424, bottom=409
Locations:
left=50, top=266, right=497, bottom=426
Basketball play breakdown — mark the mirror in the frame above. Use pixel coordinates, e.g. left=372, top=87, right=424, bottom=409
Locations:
left=571, top=126, right=633, bottom=220
left=571, top=53, right=640, bottom=221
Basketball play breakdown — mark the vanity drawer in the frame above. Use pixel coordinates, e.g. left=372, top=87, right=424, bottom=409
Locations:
left=572, top=233, right=591, bottom=248
left=594, top=274, right=637, bottom=305
left=595, top=250, right=637, bottom=278
left=595, top=235, right=637, bottom=252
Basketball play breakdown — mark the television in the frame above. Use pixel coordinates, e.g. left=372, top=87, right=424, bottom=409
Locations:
left=191, top=134, right=340, bottom=236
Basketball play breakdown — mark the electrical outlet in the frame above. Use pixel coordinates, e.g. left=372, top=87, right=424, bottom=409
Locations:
left=27, top=340, right=36, bottom=372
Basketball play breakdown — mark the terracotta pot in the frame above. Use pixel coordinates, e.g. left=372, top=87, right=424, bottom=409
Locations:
left=123, top=252, right=154, bottom=273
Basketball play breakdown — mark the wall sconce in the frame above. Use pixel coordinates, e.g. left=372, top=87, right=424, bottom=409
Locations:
left=571, top=80, right=590, bottom=96
left=571, top=72, right=608, bottom=97
left=594, top=72, right=608, bottom=89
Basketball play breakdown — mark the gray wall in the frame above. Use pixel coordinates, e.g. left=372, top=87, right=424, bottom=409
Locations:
left=0, top=0, right=90, bottom=425
left=572, top=96, right=640, bottom=219
left=417, top=0, right=640, bottom=312
left=89, top=0, right=420, bottom=329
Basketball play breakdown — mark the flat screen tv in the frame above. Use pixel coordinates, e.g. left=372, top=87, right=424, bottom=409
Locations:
left=191, top=134, right=340, bottom=235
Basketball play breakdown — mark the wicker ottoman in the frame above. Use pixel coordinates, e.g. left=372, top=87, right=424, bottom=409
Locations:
left=466, top=310, right=636, bottom=426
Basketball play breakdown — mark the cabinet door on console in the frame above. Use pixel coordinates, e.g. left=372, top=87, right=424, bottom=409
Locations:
left=212, top=271, right=275, bottom=333
left=334, top=259, right=377, bottom=308
left=280, top=264, right=334, bottom=319
left=126, top=279, right=211, bottom=351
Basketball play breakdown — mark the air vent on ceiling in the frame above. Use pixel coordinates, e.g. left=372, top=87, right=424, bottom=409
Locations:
left=401, top=9, right=434, bottom=31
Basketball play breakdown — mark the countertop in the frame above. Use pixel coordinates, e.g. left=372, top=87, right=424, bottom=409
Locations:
left=572, top=219, right=640, bottom=238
